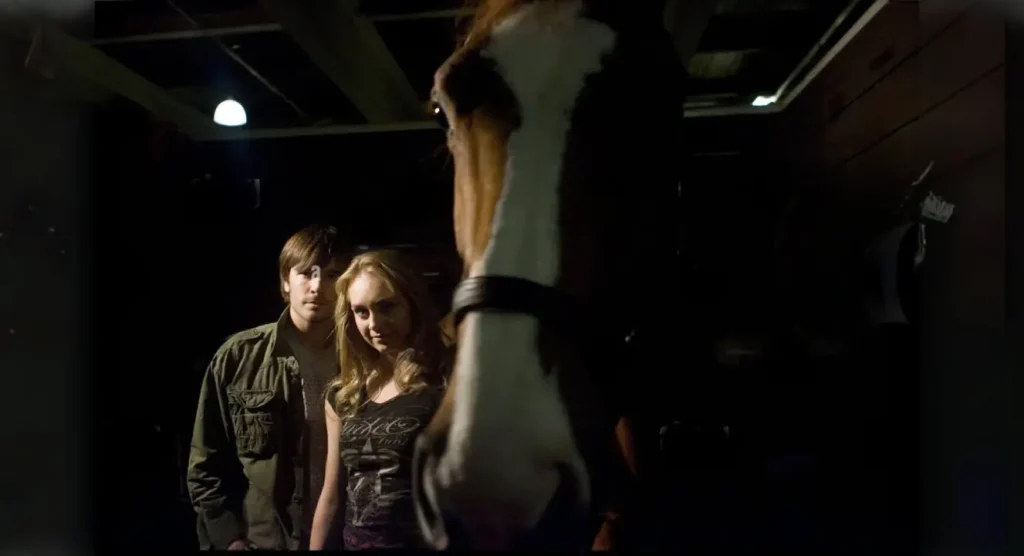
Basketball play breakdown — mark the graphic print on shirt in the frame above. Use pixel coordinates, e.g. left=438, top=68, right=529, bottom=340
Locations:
left=342, top=438, right=409, bottom=526
left=339, top=391, right=442, bottom=535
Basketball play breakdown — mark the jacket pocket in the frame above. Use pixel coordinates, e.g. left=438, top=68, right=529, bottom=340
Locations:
left=227, top=388, right=279, bottom=457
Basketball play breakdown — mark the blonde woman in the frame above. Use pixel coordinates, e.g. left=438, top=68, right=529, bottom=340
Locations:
left=310, top=250, right=450, bottom=550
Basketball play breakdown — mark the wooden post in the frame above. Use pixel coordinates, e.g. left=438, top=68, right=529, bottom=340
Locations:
left=1004, top=11, right=1023, bottom=556
left=915, top=0, right=1015, bottom=553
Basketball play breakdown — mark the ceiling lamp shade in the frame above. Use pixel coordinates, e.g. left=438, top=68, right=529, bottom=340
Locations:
left=213, top=98, right=247, bottom=127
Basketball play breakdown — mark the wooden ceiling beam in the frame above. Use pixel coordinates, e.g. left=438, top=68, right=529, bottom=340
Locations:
left=41, top=23, right=215, bottom=137
left=664, top=0, right=718, bottom=66
left=258, top=0, right=426, bottom=123
left=194, top=120, right=440, bottom=141
left=94, top=6, right=274, bottom=41
left=93, top=7, right=473, bottom=45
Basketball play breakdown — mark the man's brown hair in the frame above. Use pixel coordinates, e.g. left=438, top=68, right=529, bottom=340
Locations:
left=278, top=225, right=348, bottom=301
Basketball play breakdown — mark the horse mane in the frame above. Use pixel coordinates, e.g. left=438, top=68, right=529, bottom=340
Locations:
left=460, top=0, right=667, bottom=43
left=459, top=0, right=551, bottom=44
left=460, top=0, right=540, bottom=42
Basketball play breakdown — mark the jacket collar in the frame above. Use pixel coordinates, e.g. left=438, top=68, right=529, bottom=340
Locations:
left=271, top=307, right=336, bottom=357
left=269, top=308, right=296, bottom=359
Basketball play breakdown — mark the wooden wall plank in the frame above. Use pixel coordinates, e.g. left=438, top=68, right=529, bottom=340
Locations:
left=773, top=5, right=1012, bottom=549
left=783, top=2, right=953, bottom=139
left=814, top=12, right=1005, bottom=171
left=833, top=67, right=1005, bottom=237
left=1003, top=16, right=1024, bottom=556
left=919, top=147, right=1006, bottom=328
left=786, top=66, right=1004, bottom=274
left=776, top=21, right=1006, bottom=329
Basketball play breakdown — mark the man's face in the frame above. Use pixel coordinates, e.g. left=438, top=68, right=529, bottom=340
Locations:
left=284, top=262, right=343, bottom=326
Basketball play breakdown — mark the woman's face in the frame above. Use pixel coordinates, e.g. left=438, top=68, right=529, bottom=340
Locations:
left=347, top=270, right=413, bottom=355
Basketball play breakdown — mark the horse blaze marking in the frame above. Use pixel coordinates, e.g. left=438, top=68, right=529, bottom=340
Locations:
left=442, top=0, right=618, bottom=542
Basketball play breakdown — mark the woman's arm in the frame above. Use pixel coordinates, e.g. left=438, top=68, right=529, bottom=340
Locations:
left=310, top=401, right=347, bottom=550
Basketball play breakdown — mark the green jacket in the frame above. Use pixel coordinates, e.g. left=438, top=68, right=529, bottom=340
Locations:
left=187, top=310, right=313, bottom=550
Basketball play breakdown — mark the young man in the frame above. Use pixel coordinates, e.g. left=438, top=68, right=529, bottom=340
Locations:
left=187, top=225, right=348, bottom=550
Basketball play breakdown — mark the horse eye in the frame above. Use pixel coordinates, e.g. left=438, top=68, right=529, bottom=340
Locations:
left=430, top=102, right=449, bottom=131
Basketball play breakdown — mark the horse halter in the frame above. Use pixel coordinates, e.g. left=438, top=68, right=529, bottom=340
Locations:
left=450, top=275, right=636, bottom=363
left=412, top=275, right=636, bottom=550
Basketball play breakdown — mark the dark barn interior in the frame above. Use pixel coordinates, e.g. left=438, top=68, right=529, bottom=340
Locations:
left=1, top=0, right=1021, bottom=553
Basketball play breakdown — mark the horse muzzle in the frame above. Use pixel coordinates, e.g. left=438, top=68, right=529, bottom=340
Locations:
left=412, top=431, right=456, bottom=550
left=412, top=430, right=593, bottom=551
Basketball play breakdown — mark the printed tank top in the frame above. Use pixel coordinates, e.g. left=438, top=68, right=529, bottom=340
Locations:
left=340, top=384, right=444, bottom=549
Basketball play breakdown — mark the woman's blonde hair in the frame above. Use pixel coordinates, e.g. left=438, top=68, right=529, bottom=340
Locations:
left=327, top=249, right=449, bottom=420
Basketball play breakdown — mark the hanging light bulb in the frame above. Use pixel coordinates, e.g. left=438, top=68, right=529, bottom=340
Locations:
left=213, top=98, right=247, bottom=127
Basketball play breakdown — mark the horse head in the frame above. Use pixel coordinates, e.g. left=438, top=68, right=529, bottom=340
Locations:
left=414, top=0, right=684, bottom=548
